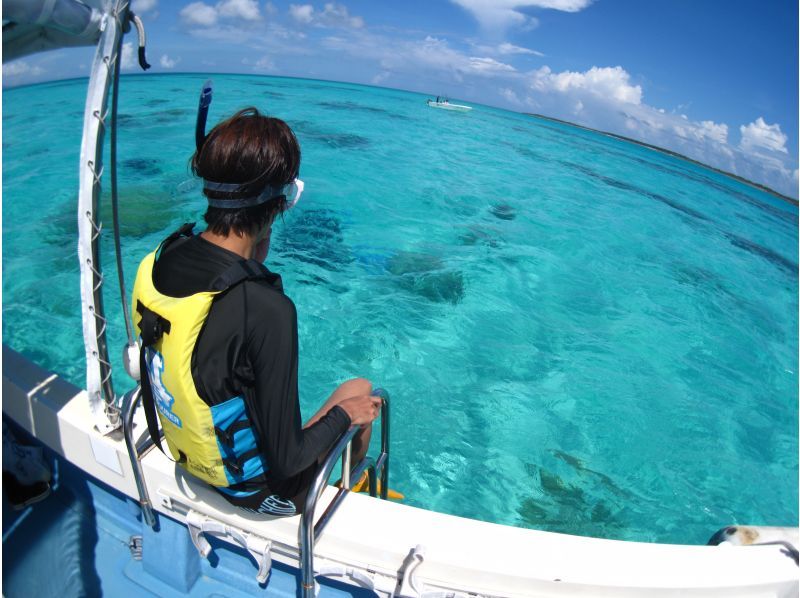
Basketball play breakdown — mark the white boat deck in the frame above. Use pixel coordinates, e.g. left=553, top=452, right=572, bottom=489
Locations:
left=3, top=345, right=798, bottom=597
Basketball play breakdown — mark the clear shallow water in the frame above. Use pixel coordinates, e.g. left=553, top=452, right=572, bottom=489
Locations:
left=3, top=73, right=797, bottom=544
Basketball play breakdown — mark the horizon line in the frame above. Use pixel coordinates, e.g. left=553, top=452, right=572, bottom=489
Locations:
left=5, top=70, right=798, bottom=203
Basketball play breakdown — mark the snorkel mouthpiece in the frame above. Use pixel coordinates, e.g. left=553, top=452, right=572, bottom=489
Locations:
left=195, top=79, right=213, bottom=151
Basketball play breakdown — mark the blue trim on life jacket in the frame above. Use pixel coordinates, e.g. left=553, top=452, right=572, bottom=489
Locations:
left=210, top=396, right=268, bottom=484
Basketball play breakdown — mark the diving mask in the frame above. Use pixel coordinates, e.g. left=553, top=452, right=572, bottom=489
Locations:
left=204, top=178, right=304, bottom=210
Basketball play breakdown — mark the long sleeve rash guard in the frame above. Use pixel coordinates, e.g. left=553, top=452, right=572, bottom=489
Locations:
left=151, top=232, right=350, bottom=493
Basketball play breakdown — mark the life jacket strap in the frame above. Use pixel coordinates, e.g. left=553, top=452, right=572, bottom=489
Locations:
left=156, top=222, right=196, bottom=260
left=210, top=258, right=271, bottom=291
left=214, top=419, right=250, bottom=448
left=136, top=300, right=174, bottom=461
left=224, top=447, right=262, bottom=478
left=136, top=300, right=171, bottom=346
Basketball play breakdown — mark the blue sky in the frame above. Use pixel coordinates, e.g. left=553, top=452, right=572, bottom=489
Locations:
left=4, top=0, right=798, bottom=197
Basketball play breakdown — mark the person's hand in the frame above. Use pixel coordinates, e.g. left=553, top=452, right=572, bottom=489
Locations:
left=338, top=394, right=382, bottom=426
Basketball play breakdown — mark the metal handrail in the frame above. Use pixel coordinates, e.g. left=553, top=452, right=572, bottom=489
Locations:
left=121, top=386, right=157, bottom=528
left=78, top=0, right=131, bottom=433
left=300, top=389, right=391, bottom=597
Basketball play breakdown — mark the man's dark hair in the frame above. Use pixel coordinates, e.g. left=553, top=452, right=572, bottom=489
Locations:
left=191, top=107, right=301, bottom=237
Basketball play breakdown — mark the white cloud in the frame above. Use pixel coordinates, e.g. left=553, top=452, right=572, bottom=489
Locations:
left=500, top=87, right=522, bottom=105
left=320, top=3, right=364, bottom=28
left=289, top=3, right=364, bottom=28
left=120, top=42, right=136, bottom=70
left=289, top=4, right=314, bottom=23
left=739, top=117, right=788, bottom=155
left=468, top=56, right=516, bottom=74
left=451, top=0, right=593, bottom=31
left=132, top=0, right=158, bottom=13
left=180, top=2, right=218, bottom=26
left=472, top=41, right=544, bottom=56
left=497, top=42, right=543, bottom=56
left=696, top=120, right=728, bottom=145
left=254, top=55, right=276, bottom=71
left=241, top=55, right=278, bottom=71
left=3, top=60, right=44, bottom=77
left=531, top=65, right=642, bottom=105
left=372, top=71, right=390, bottom=85
left=515, top=63, right=796, bottom=195
left=217, top=0, right=261, bottom=21
left=180, top=0, right=260, bottom=28
left=160, top=54, right=180, bottom=68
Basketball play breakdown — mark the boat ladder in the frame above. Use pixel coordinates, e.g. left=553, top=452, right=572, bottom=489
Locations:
left=121, top=385, right=392, bottom=596
left=300, top=388, right=391, bottom=596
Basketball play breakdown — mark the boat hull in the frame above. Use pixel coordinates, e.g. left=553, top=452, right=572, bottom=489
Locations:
left=427, top=101, right=472, bottom=111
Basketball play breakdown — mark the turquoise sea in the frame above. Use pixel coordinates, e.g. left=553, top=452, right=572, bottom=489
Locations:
left=3, top=73, right=797, bottom=544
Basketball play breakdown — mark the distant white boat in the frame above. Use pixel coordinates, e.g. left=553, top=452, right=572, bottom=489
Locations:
left=427, top=98, right=472, bottom=112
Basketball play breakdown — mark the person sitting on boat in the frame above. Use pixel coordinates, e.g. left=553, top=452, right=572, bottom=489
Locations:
left=131, top=107, right=382, bottom=516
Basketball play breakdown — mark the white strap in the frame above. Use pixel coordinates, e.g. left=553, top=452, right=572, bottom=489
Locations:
left=185, top=510, right=273, bottom=583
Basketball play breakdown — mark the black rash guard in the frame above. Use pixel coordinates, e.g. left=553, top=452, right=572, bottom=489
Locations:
left=151, top=232, right=350, bottom=509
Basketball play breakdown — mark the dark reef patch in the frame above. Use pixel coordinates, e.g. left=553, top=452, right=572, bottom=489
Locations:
left=458, top=226, right=502, bottom=248
left=490, top=203, right=516, bottom=221
left=725, top=233, right=798, bottom=277
left=276, top=208, right=353, bottom=272
left=46, top=186, right=181, bottom=246
left=318, top=100, right=388, bottom=115
left=387, top=251, right=466, bottom=304
left=322, top=133, right=370, bottom=149
left=291, top=120, right=371, bottom=150
left=567, top=161, right=711, bottom=222
left=122, top=158, right=163, bottom=176
left=518, top=450, right=631, bottom=538
left=316, top=100, right=410, bottom=121
left=115, top=113, right=138, bottom=126
left=152, top=108, right=191, bottom=123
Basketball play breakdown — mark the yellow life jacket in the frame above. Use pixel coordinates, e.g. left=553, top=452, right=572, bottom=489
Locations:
left=131, top=227, right=268, bottom=487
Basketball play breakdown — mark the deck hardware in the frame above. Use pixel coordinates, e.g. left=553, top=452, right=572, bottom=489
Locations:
left=185, top=510, right=273, bottom=583
left=395, top=545, right=426, bottom=598
left=156, top=489, right=173, bottom=510
left=315, top=560, right=398, bottom=596
left=128, top=535, right=143, bottom=560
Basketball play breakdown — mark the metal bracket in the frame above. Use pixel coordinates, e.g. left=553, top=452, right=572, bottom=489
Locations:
left=185, top=510, right=273, bottom=583
left=128, top=535, right=143, bottom=560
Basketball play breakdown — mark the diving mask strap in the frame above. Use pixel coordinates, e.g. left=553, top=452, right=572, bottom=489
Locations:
left=204, top=184, right=288, bottom=209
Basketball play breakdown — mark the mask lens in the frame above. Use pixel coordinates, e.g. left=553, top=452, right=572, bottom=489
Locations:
left=286, top=179, right=304, bottom=208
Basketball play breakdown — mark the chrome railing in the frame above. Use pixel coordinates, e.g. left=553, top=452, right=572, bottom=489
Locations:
left=121, top=386, right=157, bottom=528
left=300, top=388, right=391, bottom=596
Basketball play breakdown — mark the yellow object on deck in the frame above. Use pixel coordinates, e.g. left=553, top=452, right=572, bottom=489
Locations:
left=342, top=472, right=405, bottom=500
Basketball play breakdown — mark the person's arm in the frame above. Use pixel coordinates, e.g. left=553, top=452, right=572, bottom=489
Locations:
left=246, top=287, right=350, bottom=479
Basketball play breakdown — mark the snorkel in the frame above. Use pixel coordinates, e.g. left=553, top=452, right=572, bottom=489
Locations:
left=195, top=79, right=213, bottom=151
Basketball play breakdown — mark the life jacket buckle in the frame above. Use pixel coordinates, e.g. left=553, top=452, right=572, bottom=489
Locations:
left=215, top=426, right=234, bottom=448
left=227, top=459, right=243, bottom=477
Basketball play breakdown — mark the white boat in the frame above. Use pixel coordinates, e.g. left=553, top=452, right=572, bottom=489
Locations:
left=3, top=1, right=798, bottom=597
left=427, top=99, right=472, bottom=112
